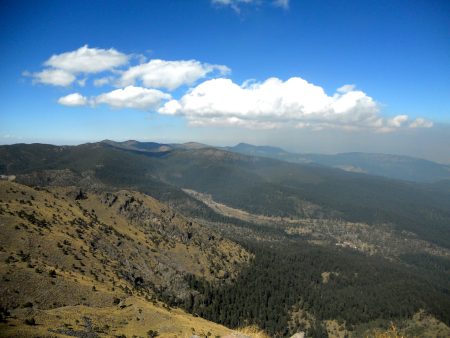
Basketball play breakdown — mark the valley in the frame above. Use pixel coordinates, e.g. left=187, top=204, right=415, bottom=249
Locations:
left=184, top=187, right=450, bottom=259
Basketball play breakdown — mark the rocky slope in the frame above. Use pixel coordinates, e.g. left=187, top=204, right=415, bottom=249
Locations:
left=0, top=180, right=250, bottom=337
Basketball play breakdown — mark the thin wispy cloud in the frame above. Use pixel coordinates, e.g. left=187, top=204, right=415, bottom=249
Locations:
left=273, top=0, right=289, bottom=9
left=212, top=0, right=289, bottom=12
left=93, top=77, right=113, bottom=87
left=212, top=0, right=256, bottom=13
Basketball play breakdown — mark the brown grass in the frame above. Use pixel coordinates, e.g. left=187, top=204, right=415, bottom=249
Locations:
left=233, top=325, right=271, bottom=338
left=371, top=324, right=413, bottom=338
left=0, top=180, right=251, bottom=337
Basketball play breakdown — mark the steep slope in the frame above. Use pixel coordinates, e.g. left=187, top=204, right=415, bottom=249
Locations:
left=1, top=297, right=235, bottom=338
left=0, top=180, right=250, bottom=337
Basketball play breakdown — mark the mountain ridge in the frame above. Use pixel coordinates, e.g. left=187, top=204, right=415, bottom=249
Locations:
left=225, top=143, right=450, bottom=183
left=2, top=140, right=450, bottom=248
left=0, top=179, right=251, bottom=337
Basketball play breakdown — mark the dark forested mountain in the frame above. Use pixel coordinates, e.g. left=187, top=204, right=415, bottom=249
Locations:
left=1, top=140, right=450, bottom=337
left=2, top=141, right=450, bottom=248
left=226, top=143, right=450, bottom=183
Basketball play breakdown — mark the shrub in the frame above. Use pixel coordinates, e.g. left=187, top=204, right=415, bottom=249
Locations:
left=147, top=330, right=159, bottom=337
left=24, top=318, right=36, bottom=325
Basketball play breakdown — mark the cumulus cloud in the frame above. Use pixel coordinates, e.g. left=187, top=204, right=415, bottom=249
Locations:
left=58, top=86, right=171, bottom=110
left=58, top=93, right=88, bottom=106
left=29, top=46, right=227, bottom=90
left=94, top=86, right=171, bottom=110
left=30, top=45, right=434, bottom=133
left=28, top=45, right=129, bottom=87
left=45, top=45, right=129, bottom=74
left=118, top=59, right=230, bottom=90
left=31, top=69, right=76, bottom=86
left=159, top=77, right=432, bottom=131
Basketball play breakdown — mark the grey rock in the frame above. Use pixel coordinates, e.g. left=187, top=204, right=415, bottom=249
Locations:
left=290, top=333, right=305, bottom=338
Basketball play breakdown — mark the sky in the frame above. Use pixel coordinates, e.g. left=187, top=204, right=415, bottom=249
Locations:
left=1, top=0, right=449, bottom=162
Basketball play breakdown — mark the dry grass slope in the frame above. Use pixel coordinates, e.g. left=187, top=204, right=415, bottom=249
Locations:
left=0, top=180, right=252, bottom=337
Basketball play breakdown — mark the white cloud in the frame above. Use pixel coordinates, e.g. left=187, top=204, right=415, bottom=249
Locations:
left=94, top=86, right=171, bottom=110
left=29, top=46, right=434, bottom=133
left=212, top=0, right=255, bottom=8
left=31, top=69, right=76, bottom=86
left=28, top=45, right=129, bottom=87
left=212, top=0, right=288, bottom=11
left=337, top=84, right=356, bottom=93
left=118, top=59, right=230, bottom=90
left=273, top=0, right=289, bottom=9
left=58, top=93, right=88, bottom=106
left=45, top=45, right=129, bottom=74
left=159, top=77, right=431, bottom=131
left=77, top=78, right=87, bottom=87
left=93, top=77, right=112, bottom=87
left=57, top=86, right=172, bottom=110
left=387, top=115, right=409, bottom=128
left=189, top=116, right=280, bottom=129
left=409, top=117, right=433, bottom=128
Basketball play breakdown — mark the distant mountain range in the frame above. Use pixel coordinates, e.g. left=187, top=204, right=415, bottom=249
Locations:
left=225, top=143, right=450, bottom=183
left=96, top=140, right=450, bottom=183
left=101, top=139, right=208, bottom=153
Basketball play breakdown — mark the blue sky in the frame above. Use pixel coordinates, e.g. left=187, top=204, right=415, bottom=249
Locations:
left=1, top=0, right=449, bottom=161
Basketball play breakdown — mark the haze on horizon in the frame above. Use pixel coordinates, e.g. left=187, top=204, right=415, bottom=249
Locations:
left=1, top=0, right=449, bottom=163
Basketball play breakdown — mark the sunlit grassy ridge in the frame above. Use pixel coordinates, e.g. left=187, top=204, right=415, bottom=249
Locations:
left=0, top=180, right=250, bottom=337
